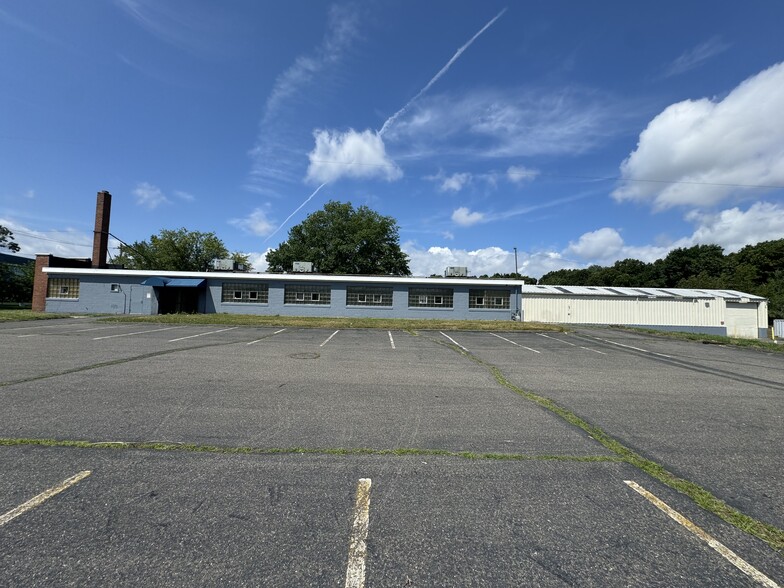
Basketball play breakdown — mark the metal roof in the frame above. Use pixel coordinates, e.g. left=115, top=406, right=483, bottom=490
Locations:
left=522, top=284, right=765, bottom=301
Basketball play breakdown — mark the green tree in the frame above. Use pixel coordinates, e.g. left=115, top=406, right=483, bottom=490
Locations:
left=266, top=201, right=410, bottom=275
left=114, top=228, right=230, bottom=271
left=0, top=259, right=33, bottom=302
left=0, top=225, right=21, bottom=252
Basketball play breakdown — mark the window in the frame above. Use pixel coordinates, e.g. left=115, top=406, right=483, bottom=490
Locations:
left=285, top=284, right=331, bottom=305
left=346, top=286, right=393, bottom=307
left=47, top=278, right=79, bottom=299
left=408, top=287, right=454, bottom=308
left=221, top=282, right=269, bottom=303
left=469, top=289, right=510, bottom=309
left=110, top=284, right=121, bottom=293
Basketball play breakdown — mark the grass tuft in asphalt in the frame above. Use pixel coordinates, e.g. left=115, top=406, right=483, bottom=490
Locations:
left=0, top=437, right=620, bottom=464
left=440, top=341, right=784, bottom=554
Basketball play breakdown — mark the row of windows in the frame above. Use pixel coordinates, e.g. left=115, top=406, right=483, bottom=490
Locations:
left=45, top=279, right=511, bottom=311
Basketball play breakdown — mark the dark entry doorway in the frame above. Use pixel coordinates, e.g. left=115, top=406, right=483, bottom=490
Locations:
left=158, top=287, right=201, bottom=314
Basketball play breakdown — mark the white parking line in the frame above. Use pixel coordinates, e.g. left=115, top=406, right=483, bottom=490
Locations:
left=596, top=337, right=672, bottom=358
left=169, top=326, right=238, bottom=342
left=537, top=333, right=577, bottom=346
left=0, top=471, right=91, bottom=527
left=490, top=332, right=541, bottom=353
left=345, top=478, right=372, bottom=588
left=93, top=326, right=184, bottom=340
left=247, top=328, right=286, bottom=345
left=388, top=331, right=396, bottom=349
left=624, top=481, right=780, bottom=588
left=440, top=332, right=468, bottom=352
left=320, top=330, right=340, bottom=347
left=72, top=325, right=119, bottom=333
left=580, top=346, right=607, bottom=355
left=17, top=334, right=37, bottom=338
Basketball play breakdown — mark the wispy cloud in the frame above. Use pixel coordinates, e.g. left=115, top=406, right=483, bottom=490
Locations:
left=386, top=87, right=619, bottom=159
left=264, top=182, right=327, bottom=244
left=114, top=0, right=233, bottom=56
left=379, top=8, right=507, bottom=137
left=229, top=208, right=276, bottom=237
left=174, top=190, right=195, bottom=202
left=662, top=37, right=731, bottom=78
left=452, top=207, right=485, bottom=226
left=264, top=4, right=361, bottom=121
left=0, top=6, right=67, bottom=48
left=507, top=165, right=539, bottom=184
left=133, top=182, right=170, bottom=210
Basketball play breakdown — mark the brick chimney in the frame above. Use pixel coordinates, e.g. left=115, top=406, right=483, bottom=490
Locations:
left=92, top=190, right=112, bottom=268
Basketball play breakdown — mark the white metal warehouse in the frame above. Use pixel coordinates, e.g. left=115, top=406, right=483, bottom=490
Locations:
left=521, top=285, right=768, bottom=339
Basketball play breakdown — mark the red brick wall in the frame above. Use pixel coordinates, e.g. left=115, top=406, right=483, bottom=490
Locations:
left=92, top=190, right=112, bottom=269
left=32, top=255, right=52, bottom=312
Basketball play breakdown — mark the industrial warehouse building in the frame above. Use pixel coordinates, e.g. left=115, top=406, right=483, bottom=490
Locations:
left=31, top=191, right=770, bottom=338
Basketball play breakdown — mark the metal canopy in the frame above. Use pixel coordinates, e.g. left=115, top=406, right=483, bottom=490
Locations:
left=140, top=277, right=169, bottom=287
left=165, top=278, right=206, bottom=288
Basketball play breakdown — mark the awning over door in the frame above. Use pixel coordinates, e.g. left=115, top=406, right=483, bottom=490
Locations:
left=140, top=277, right=206, bottom=288
left=166, top=279, right=206, bottom=288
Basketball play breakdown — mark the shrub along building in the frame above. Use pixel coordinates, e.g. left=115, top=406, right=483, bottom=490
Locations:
left=32, top=191, right=769, bottom=338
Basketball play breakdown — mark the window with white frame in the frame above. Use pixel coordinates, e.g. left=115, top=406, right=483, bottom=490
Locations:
left=408, top=287, right=453, bottom=308
left=346, top=286, right=393, bottom=307
left=284, top=284, right=331, bottom=305
left=469, top=289, right=510, bottom=309
left=221, top=282, right=269, bottom=303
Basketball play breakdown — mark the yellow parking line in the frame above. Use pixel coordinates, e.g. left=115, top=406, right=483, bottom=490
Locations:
left=0, top=471, right=91, bottom=527
left=624, top=480, right=780, bottom=588
left=345, top=478, right=372, bottom=588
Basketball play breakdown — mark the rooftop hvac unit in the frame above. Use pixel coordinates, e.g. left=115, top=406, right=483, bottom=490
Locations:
left=292, top=261, right=314, bottom=273
left=445, top=266, right=468, bottom=277
left=212, top=259, right=249, bottom=272
left=212, top=258, right=234, bottom=271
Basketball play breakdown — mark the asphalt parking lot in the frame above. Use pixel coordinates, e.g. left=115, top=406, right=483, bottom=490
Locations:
left=1, top=318, right=782, bottom=586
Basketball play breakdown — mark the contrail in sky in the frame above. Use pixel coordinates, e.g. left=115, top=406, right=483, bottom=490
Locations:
left=264, top=182, right=327, bottom=243
left=378, top=7, right=507, bottom=137
left=267, top=9, right=506, bottom=242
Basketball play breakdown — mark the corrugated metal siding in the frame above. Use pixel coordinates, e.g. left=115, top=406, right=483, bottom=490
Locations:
left=524, top=296, right=725, bottom=326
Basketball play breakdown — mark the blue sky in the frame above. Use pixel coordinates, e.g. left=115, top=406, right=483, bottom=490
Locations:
left=2, top=1, right=784, bottom=277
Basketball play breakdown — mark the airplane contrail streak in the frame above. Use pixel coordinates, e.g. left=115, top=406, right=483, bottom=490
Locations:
left=378, top=7, right=507, bottom=137
left=264, top=182, right=327, bottom=243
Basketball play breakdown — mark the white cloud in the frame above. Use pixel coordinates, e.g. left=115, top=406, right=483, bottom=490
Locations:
left=614, top=61, right=784, bottom=210
left=686, top=201, right=784, bottom=253
left=306, top=128, right=402, bottom=184
left=662, top=37, right=731, bottom=78
left=245, top=249, right=273, bottom=273
left=441, top=231, right=455, bottom=241
left=441, top=172, right=472, bottom=192
left=0, top=217, right=94, bottom=258
left=451, top=206, right=485, bottom=227
left=133, top=182, right=169, bottom=210
left=506, top=165, right=539, bottom=184
left=402, top=242, right=573, bottom=278
left=566, top=227, right=624, bottom=261
left=229, top=208, right=276, bottom=237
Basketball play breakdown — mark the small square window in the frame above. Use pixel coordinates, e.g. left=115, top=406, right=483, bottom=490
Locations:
left=357, top=293, right=367, bottom=303
left=476, top=297, right=484, bottom=306
left=311, top=292, right=320, bottom=301
left=248, top=291, right=258, bottom=300
left=494, top=297, right=504, bottom=305
left=295, top=292, right=305, bottom=301
left=434, top=296, right=443, bottom=305
left=110, top=284, right=121, bottom=293
left=60, top=286, right=69, bottom=295
left=372, top=294, right=382, bottom=303
left=233, top=291, right=243, bottom=300
left=418, top=295, right=428, bottom=304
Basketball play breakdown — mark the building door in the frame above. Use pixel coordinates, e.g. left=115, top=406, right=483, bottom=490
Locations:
left=158, top=287, right=201, bottom=314
left=725, top=302, right=758, bottom=339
